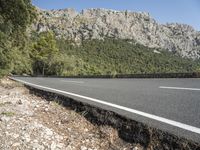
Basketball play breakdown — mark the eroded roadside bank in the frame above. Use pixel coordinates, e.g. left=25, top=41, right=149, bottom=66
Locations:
left=0, top=78, right=199, bottom=150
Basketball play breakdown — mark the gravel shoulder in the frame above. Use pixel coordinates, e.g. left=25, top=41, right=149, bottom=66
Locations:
left=0, top=78, right=137, bottom=150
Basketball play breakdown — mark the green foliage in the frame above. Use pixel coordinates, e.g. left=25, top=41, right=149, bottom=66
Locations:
left=57, top=38, right=200, bottom=75
left=1, top=111, right=15, bottom=117
left=0, top=0, right=36, bottom=77
left=11, top=46, right=33, bottom=75
left=31, top=31, right=59, bottom=75
left=0, top=0, right=36, bottom=34
left=0, top=31, right=12, bottom=77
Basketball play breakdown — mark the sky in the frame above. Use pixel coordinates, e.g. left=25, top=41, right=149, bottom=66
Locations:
left=32, top=0, right=200, bottom=31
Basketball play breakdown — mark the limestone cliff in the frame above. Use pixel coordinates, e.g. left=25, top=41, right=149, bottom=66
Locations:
left=33, top=8, right=200, bottom=59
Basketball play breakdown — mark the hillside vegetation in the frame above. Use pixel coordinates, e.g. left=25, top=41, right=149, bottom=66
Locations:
left=0, top=0, right=36, bottom=76
left=0, top=1, right=200, bottom=77
left=56, top=39, right=200, bottom=76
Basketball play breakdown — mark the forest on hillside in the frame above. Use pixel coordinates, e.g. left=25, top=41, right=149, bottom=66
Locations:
left=0, top=0, right=200, bottom=77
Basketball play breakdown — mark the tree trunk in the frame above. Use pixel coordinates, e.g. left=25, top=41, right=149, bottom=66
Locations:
left=42, top=63, right=45, bottom=76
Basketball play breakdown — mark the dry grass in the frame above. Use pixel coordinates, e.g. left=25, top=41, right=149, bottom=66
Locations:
left=0, top=78, right=23, bottom=89
left=0, top=102, right=12, bottom=107
left=1, top=111, right=15, bottom=117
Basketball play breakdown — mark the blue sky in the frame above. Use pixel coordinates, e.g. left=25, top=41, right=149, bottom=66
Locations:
left=32, top=0, right=200, bottom=31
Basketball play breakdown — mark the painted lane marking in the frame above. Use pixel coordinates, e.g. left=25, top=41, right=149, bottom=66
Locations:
left=61, top=80, right=85, bottom=84
left=11, top=78, right=200, bottom=135
left=159, top=86, right=200, bottom=91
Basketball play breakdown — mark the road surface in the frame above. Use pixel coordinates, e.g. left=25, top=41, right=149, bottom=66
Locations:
left=11, top=77, right=200, bottom=142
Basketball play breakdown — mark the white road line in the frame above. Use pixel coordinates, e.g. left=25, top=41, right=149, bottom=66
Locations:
left=61, top=80, right=85, bottom=84
left=159, top=86, right=200, bottom=91
left=11, top=78, right=200, bottom=135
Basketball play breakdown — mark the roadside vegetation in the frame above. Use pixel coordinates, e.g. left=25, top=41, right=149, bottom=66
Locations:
left=56, top=38, right=200, bottom=76
left=1, top=111, right=15, bottom=117
left=0, top=0, right=36, bottom=77
left=0, top=0, right=200, bottom=77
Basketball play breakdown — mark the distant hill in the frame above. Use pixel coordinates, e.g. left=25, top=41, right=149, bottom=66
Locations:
left=33, top=8, right=200, bottom=59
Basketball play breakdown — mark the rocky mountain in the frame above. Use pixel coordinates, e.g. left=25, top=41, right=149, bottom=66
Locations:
left=33, top=8, right=200, bottom=59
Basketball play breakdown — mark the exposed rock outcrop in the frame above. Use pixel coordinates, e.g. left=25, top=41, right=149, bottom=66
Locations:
left=33, top=8, right=200, bottom=59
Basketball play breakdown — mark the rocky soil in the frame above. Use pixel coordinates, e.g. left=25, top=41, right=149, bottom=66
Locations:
left=33, top=8, right=200, bottom=59
left=0, top=79, right=139, bottom=150
left=0, top=78, right=200, bottom=150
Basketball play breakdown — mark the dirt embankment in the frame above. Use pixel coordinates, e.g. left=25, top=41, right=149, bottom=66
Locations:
left=0, top=78, right=200, bottom=150
left=0, top=79, right=139, bottom=150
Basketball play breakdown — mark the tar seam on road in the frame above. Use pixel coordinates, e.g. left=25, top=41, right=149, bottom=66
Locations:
left=11, top=78, right=200, bottom=135
left=159, top=86, right=200, bottom=91
left=61, top=80, right=85, bottom=84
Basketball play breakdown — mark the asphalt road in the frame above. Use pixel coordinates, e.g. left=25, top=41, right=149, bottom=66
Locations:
left=12, top=77, right=200, bottom=143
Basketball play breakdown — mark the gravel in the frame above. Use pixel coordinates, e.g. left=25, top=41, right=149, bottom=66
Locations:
left=0, top=79, right=139, bottom=150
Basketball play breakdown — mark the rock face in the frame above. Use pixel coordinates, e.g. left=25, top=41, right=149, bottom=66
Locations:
left=33, top=8, right=200, bottom=59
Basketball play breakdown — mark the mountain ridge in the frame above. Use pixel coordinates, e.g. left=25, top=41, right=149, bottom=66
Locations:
left=32, top=8, right=200, bottom=59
